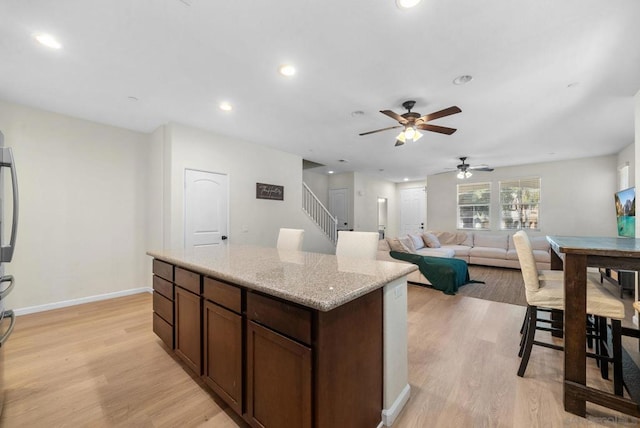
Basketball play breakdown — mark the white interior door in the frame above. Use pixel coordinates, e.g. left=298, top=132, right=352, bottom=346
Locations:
left=185, top=169, right=228, bottom=249
left=400, top=187, right=426, bottom=236
left=329, top=188, right=349, bottom=230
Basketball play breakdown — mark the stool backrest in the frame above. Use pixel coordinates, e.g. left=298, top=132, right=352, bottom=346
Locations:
left=513, top=230, right=540, bottom=291
left=276, top=228, right=304, bottom=251
left=335, top=231, right=379, bottom=260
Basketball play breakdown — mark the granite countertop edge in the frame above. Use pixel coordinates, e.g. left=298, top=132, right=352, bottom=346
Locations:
left=147, top=250, right=417, bottom=312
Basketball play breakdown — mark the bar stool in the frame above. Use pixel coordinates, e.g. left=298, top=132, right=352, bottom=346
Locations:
left=513, top=231, right=625, bottom=395
left=335, top=231, right=379, bottom=260
left=276, top=228, right=304, bottom=251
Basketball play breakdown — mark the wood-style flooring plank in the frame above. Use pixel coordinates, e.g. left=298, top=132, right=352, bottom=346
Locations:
left=1, top=287, right=639, bottom=427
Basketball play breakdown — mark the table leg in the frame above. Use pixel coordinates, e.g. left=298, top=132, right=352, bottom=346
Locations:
left=550, top=250, right=564, bottom=338
left=564, top=253, right=587, bottom=416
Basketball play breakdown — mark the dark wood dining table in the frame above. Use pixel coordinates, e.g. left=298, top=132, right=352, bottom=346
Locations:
left=547, top=235, right=640, bottom=418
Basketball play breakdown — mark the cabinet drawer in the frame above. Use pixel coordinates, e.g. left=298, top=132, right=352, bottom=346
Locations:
left=203, top=277, right=242, bottom=313
left=247, top=292, right=312, bottom=345
left=153, top=312, right=174, bottom=349
left=153, top=275, right=174, bottom=300
left=175, top=267, right=201, bottom=295
left=153, top=259, right=174, bottom=282
left=153, top=291, right=173, bottom=324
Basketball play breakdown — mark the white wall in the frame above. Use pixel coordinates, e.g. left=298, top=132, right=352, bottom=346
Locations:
left=0, top=100, right=150, bottom=310
left=353, top=173, right=398, bottom=237
left=302, top=169, right=329, bottom=207
left=162, top=123, right=335, bottom=254
left=426, top=155, right=618, bottom=237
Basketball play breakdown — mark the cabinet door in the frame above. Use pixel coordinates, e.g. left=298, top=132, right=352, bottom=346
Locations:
left=174, top=286, right=202, bottom=374
left=246, top=321, right=312, bottom=428
left=203, top=301, right=242, bottom=414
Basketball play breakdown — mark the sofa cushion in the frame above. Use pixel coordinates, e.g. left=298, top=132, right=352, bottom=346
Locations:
left=408, top=233, right=425, bottom=250
left=530, top=236, right=550, bottom=251
left=446, top=245, right=472, bottom=257
left=507, top=249, right=551, bottom=263
left=399, top=236, right=416, bottom=252
left=416, top=247, right=455, bottom=258
left=422, top=232, right=441, bottom=248
left=508, top=234, right=550, bottom=252
left=378, top=239, right=390, bottom=252
left=469, top=246, right=507, bottom=259
left=429, top=231, right=470, bottom=246
left=387, top=238, right=411, bottom=253
left=473, top=234, right=508, bottom=249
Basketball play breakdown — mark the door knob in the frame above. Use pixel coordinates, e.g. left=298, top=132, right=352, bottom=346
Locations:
left=221, top=235, right=228, bottom=240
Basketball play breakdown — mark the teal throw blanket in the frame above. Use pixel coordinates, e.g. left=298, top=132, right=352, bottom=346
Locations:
left=390, top=251, right=483, bottom=295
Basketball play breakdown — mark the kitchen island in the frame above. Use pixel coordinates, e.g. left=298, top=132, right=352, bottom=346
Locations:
left=147, top=244, right=417, bottom=428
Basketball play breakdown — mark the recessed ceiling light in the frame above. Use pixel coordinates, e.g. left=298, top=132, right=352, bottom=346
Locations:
left=219, top=102, right=233, bottom=111
left=567, top=82, right=579, bottom=88
left=403, top=177, right=409, bottom=182
left=396, top=0, right=422, bottom=9
left=127, top=96, right=139, bottom=102
left=338, top=159, right=349, bottom=163
left=453, top=75, right=473, bottom=85
left=351, top=110, right=365, bottom=117
left=278, top=64, right=296, bottom=77
left=328, top=171, right=334, bottom=174
left=34, top=33, right=62, bottom=49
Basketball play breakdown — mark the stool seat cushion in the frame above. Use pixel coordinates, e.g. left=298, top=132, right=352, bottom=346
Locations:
left=526, top=274, right=625, bottom=320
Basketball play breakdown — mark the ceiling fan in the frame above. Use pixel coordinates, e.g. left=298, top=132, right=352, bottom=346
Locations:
left=456, top=157, right=494, bottom=179
left=359, top=100, right=461, bottom=146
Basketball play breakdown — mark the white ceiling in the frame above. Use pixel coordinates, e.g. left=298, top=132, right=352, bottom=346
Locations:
left=1, top=0, right=639, bottom=182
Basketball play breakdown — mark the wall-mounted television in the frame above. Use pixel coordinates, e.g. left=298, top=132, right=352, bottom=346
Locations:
left=615, top=187, right=635, bottom=238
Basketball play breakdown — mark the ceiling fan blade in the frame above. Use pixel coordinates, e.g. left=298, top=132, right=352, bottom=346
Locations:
left=395, top=139, right=405, bottom=147
left=417, top=123, right=457, bottom=135
left=380, top=110, right=408, bottom=124
left=359, top=125, right=403, bottom=136
left=469, top=166, right=494, bottom=172
left=420, top=106, right=462, bottom=122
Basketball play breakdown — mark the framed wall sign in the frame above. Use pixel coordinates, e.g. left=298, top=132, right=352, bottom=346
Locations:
left=256, top=183, right=284, bottom=201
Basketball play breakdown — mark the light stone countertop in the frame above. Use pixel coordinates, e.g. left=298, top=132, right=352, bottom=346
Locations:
left=147, top=244, right=417, bottom=312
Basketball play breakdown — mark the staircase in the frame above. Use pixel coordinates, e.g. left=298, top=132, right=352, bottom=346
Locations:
left=302, top=182, right=337, bottom=245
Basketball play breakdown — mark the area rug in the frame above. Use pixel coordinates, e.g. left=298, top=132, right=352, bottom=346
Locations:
left=455, top=265, right=527, bottom=307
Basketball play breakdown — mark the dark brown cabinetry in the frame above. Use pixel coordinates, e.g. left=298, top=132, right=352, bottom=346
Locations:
left=203, top=296, right=242, bottom=414
left=246, top=291, right=313, bottom=428
left=152, top=260, right=174, bottom=349
left=246, top=320, right=312, bottom=428
left=151, top=258, right=383, bottom=428
left=174, top=267, right=202, bottom=375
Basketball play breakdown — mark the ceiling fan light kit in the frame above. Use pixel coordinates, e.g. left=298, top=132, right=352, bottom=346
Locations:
left=396, top=0, right=421, bottom=9
left=359, top=100, right=461, bottom=146
left=455, top=156, right=494, bottom=179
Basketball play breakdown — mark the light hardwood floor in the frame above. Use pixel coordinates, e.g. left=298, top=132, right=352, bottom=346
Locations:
left=1, top=288, right=639, bottom=427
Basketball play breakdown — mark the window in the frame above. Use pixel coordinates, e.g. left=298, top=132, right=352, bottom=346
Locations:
left=499, top=178, right=541, bottom=230
left=457, top=182, right=491, bottom=230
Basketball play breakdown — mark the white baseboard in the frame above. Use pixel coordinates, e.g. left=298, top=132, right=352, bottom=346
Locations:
left=14, top=287, right=153, bottom=316
left=381, top=383, right=411, bottom=426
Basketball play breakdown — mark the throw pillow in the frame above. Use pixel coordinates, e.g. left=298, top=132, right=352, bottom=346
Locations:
left=398, top=236, right=416, bottom=253
left=422, top=232, right=441, bottom=248
left=387, top=238, right=411, bottom=253
left=409, top=233, right=425, bottom=250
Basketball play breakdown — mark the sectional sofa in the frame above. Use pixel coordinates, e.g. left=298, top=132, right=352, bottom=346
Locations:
left=377, top=230, right=551, bottom=286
